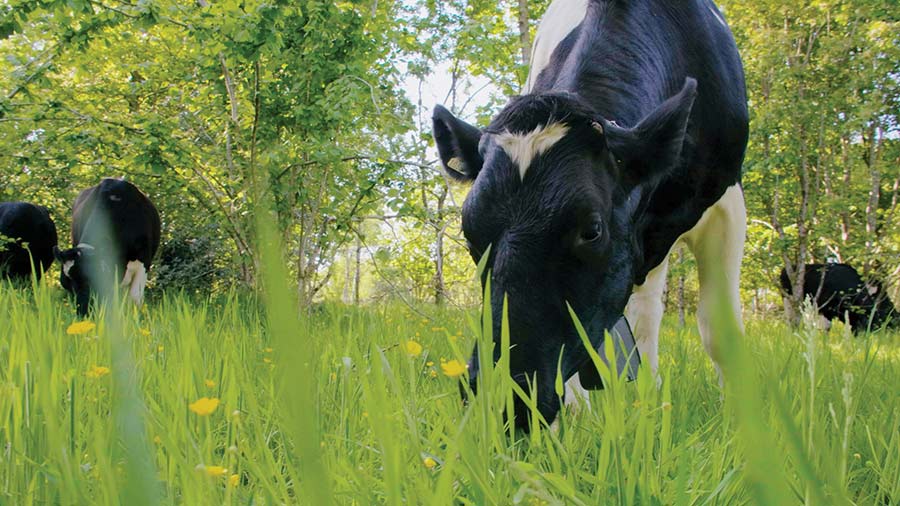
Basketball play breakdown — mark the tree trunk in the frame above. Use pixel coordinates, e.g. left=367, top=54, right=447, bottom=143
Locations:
left=342, top=247, right=353, bottom=303
left=863, top=124, right=881, bottom=276
left=353, top=237, right=362, bottom=305
left=433, top=185, right=447, bottom=305
left=517, top=0, right=531, bottom=67
left=840, top=134, right=852, bottom=243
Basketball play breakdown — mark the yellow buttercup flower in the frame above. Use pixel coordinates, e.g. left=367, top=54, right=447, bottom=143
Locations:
left=189, top=397, right=220, bottom=416
left=204, top=379, right=215, bottom=388
left=423, top=457, right=437, bottom=469
left=66, top=321, right=96, bottom=335
left=404, top=340, right=423, bottom=357
left=195, top=464, right=228, bottom=477
left=228, top=474, right=240, bottom=487
left=85, top=365, right=110, bottom=379
left=139, top=328, right=151, bottom=337
left=441, top=360, right=467, bottom=377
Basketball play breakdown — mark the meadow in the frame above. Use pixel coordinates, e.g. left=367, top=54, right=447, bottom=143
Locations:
left=0, top=278, right=898, bottom=505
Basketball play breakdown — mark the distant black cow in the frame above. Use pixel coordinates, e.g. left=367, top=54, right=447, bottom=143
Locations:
left=780, top=263, right=898, bottom=333
left=0, top=202, right=58, bottom=281
left=55, top=178, right=161, bottom=315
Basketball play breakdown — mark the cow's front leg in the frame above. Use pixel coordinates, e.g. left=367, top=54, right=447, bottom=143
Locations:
left=625, top=257, right=670, bottom=376
left=684, top=183, right=746, bottom=382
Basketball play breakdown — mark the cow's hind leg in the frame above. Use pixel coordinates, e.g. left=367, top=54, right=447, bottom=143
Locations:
left=683, top=184, right=746, bottom=380
left=122, top=260, right=147, bottom=306
left=625, top=257, right=670, bottom=376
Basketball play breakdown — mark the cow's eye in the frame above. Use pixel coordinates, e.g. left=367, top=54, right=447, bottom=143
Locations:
left=580, top=220, right=602, bottom=242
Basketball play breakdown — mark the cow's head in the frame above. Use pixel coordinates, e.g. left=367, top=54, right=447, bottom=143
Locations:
left=54, top=244, right=108, bottom=316
left=434, top=78, right=697, bottom=429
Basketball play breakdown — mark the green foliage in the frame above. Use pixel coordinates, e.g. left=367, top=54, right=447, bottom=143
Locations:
left=723, top=0, right=900, bottom=312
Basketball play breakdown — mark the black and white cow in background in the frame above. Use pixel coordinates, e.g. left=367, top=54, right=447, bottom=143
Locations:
left=0, top=202, right=58, bottom=281
left=55, top=178, right=161, bottom=315
left=780, top=263, right=898, bottom=333
left=433, top=0, right=748, bottom=428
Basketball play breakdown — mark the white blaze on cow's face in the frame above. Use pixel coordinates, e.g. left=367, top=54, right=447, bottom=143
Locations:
left=495, top=123, right=570, bottom=179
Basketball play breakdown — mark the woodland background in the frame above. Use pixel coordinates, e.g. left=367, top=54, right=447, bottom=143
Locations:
left=0, top=0, right=898, bottom=321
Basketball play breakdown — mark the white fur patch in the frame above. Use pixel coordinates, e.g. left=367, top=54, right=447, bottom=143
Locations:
left=109, top=195, right=122, bottom=202
left=524, top=0, right=590, bottom=93
left=681, top=183, right=746, bottom=379
left=62, top=260, right=74, bottom=277
left=121, top=260, right=147, bottom=305
left=564, top=372, right=591, bottom=409
left=495, top=123, right=570, bottom=179
left=623, top=184, right=746, bottom=384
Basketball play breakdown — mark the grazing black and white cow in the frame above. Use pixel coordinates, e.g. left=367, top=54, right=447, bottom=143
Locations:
left=55, top=178, right=161, bottom=315
left=780, top=263, right=898, bottom=333
left=433, top=0, right=748, bottom=428
left=0, top=202, right=58, bottom=281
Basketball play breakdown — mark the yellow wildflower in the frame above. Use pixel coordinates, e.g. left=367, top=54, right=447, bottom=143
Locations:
left=429, top=370, right=438, bottom=378
left=157, top=345, right=164, bottom=353
left=263, top=357, right=272, bottom=364
left=85, top=365, right=110, bottom=379
left=404, top=340, right=423, bottom=357
left=264, top=347, right=273, bottom=353
left=153, top=435, right=162, bottom=445
left=430, top=326, right=444, bottom=332
left=139, top=328, right=151, bottom=337
left=441, top=359, right=467, bottom=377
left=228, top=474, right=240, bottom=487
left=426, top=361, right=434, bottom=367
left=423, top=457, right=437, bottom=469
left=204, top=379, right=215, bottom=389
left=202, top=465, right=228, bottom=477
left=66, top=321, right=96, bottom=335
left=189, top=397, right=220, bottom=416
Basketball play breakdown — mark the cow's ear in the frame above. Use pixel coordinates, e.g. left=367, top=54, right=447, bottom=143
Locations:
left=601, top=78, right=697, bottom=187
left=54, top=246, right=82, bottom=263
left=54, top=246, right=72, bottom=262
left=433, top=105, right=484, bottom=182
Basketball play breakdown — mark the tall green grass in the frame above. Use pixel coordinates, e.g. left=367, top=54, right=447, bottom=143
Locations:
left=0, top=277, right=898, bottom=504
